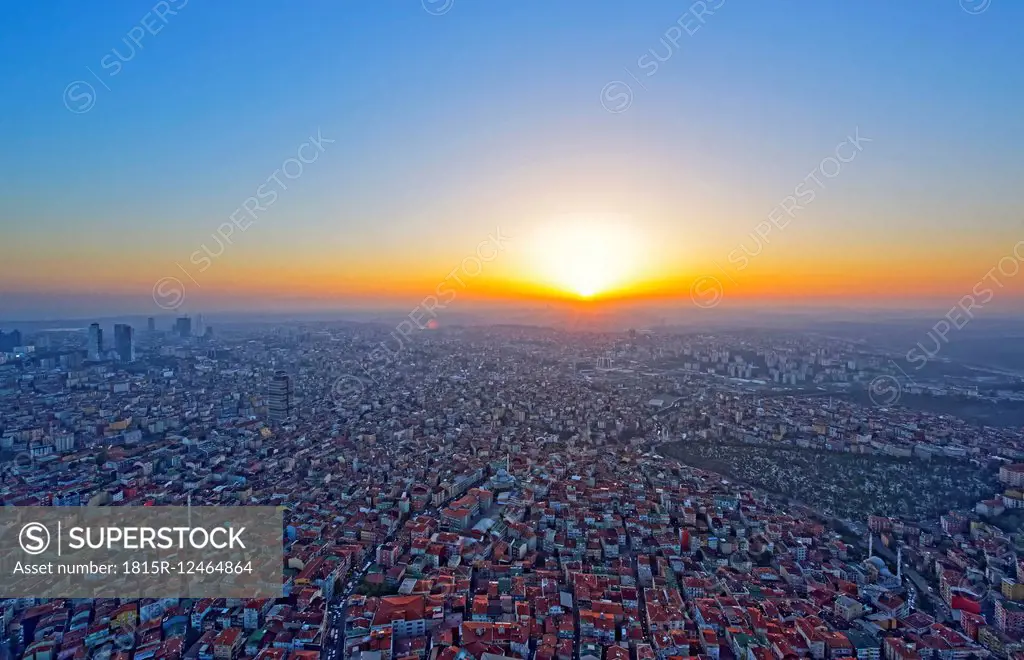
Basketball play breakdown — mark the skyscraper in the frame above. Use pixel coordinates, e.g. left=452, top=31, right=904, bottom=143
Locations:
left=175, top=316, right=192, bottom=338
left=0, top=330, right=22, bottom=353
left=268, top=371, right=292, bottom=422
left=194, top=314, right=204, bottom=337
left=114, top=324, right=135, bottom=363
left=87, top=323, right=103, bottom=360
left=147, top=317, right=156, bottom=332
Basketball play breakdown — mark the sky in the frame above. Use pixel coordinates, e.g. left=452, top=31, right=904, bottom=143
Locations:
left=1, top=0, right=1023, bottom=320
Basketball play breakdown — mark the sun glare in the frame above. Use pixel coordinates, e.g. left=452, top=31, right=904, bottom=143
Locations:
left=529, top=215, right=641, bottom=300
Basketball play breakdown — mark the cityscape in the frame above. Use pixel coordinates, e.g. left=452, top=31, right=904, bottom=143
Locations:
left=4, top=318, right=1024, bottom=660
left=3, top=2, right=1024, bottom=660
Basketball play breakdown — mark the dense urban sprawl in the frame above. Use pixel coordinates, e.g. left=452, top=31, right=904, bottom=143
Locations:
left=3, top=321, right=1024, bottom=660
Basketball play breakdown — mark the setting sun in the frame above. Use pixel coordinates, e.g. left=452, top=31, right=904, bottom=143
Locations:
left=527, top=215, right=644, bottom=300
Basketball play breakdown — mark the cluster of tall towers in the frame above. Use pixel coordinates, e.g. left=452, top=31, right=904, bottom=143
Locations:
left=88, top=323, right=135, bottom=362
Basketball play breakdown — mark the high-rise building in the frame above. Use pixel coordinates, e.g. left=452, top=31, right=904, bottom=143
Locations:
left=268, top=371, right=292, bottom=422
left=175, top=316, right=192, bottom=338
left=114, top=324, right=135, bottom=363
left=0, top=329, right=22, bottom=352
left=87, top=323, right=103, bottom=360
left=147, top=317, right=156, bottom=332
left=194, top=314, right=204, bottom=337
left=62, top=351, right=84, bottom=369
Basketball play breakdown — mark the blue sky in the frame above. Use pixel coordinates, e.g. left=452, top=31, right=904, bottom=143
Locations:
left=1, top=0, right=1022, bottom=318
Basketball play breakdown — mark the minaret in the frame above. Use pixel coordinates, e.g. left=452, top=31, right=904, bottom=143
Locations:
left=896, top=545, right=902, bottom=580
left=868, top=534, right=873, bottom=558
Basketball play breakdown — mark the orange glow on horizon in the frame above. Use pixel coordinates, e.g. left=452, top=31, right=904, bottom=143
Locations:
left=9, top=265, right=1024, bottom=307
left=6, top=221, right=1024, bottom=310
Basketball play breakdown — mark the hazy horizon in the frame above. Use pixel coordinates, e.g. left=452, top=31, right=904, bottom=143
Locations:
left=8, top=296, right=1024, bottom=328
